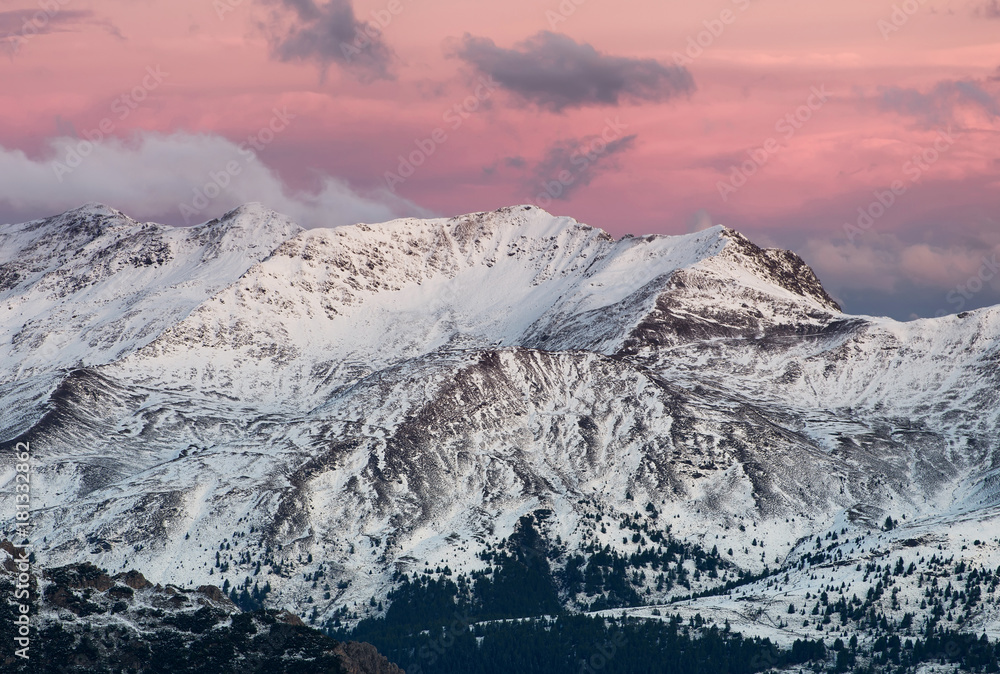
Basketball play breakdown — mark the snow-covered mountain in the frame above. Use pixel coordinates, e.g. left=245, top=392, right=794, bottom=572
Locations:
left=2, top=203, right=999, bottom=648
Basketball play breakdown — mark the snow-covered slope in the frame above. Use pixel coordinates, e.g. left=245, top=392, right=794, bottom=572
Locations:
left=0, top=203, right=301, bottom=439
left=117, top=206, right=838, bottom=409
left=1, top=203, right=998, bottom=644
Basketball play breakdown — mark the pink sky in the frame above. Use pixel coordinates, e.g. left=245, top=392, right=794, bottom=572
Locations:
left=1, top=0, right=999, bottom=318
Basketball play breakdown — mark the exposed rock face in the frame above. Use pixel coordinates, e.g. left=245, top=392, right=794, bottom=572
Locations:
left=335, top=642, right=406, bottom=674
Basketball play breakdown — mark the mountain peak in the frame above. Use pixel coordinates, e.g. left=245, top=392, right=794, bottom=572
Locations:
left=0, top=202, right=139, bottom=262
left=718, top=226, right=841, bottom=312
left=218, top=201, right=280, bottom=222
left=71, top=202, right=128, bottom=218
left=192, top=202, right=304, bottom=250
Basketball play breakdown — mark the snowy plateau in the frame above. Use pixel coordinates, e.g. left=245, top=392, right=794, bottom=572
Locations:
left=2, top=202, right=1000, bottom=667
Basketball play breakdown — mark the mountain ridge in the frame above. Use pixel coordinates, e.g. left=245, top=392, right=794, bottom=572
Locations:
left=2, top=203, right=999, bottom=657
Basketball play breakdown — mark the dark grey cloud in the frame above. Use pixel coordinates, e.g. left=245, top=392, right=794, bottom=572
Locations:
left=878, top=79, right=1000, bottom=125
left=454, top=31, right=694, bottom=112
left=263, top=0, right=394, bottom=83
left=0, top=9, right=123, bottom=55
left=280, top=0, right=325, bottom=21
left=527, top=131, right=637, bottom=200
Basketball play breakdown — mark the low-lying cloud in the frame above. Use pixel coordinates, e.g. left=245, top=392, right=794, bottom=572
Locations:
left=0, top=132, right=426, bottom=229
left=802, top=232, right=1000, bottom=318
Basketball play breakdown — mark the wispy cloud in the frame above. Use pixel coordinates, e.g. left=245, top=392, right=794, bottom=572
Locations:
left=877, top=78, right=1000, bottom=125
left=0, top=9, right=123, bottom=57
left=973, top=0, right=1000, bottom=18
left=526, top=132, right=637, bottom=199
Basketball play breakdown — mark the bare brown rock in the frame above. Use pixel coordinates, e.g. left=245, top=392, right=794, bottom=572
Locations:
left=335, top=641, right=406, bottom=674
